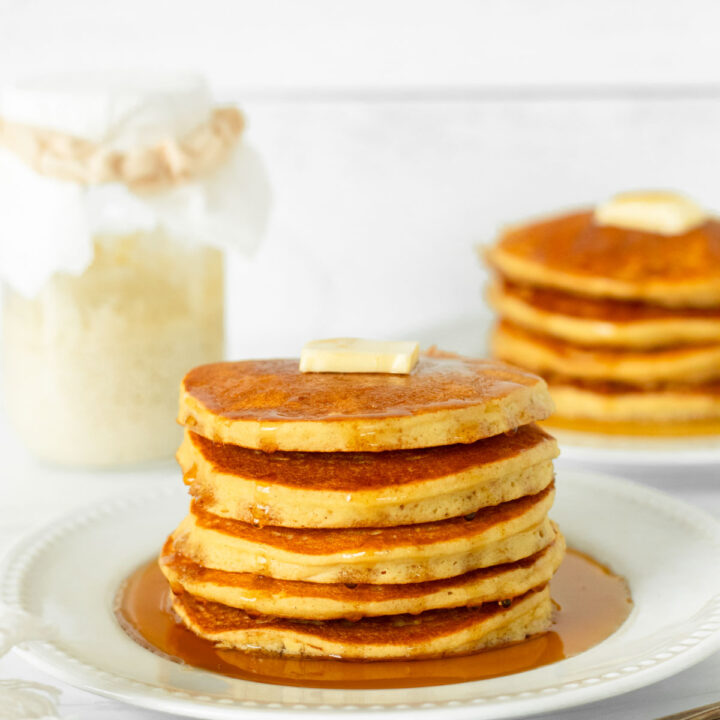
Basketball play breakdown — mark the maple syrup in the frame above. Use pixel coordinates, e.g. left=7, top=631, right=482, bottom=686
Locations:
left=115, top=549, right=631, bottom=689
left=182, top=463, right=197, bottom=486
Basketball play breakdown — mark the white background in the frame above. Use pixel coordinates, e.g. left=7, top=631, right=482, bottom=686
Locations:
left=1, top=2, right=720, bottom=719
left=3, top=0, right=720, bottom=357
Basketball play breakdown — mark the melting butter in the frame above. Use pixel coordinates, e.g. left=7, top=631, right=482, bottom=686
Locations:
left=594, top=190, right=708, bottom=235
left=300, top=338, right=419, bottom=374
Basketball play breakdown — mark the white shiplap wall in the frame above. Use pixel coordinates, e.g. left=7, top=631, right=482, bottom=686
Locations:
left=228, top=97, right=720, bottom=357
left=3, top=0, right=720, bottom=90
left=2, top=0, right=720, bottom=357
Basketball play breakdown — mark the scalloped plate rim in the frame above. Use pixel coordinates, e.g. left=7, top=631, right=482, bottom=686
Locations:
left=1, top=471, right=720, bottom=719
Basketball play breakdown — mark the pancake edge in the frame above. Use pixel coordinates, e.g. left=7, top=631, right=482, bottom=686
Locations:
left=178, top=381, right=554, bottom=452
left=487, top=281, right=720, bottom=349
left=171, top=510, right=556, bottom=584
left=492, top=322, right=720, bottom=384
left=181, top=426, right=558, bottom=527
left=547, top=381, right=720, bottom=423
left=485, top=244, right=720, bottom=308
left=170, top=584, right=553, bottom=660
left=160, top=529, right=565, bottom=619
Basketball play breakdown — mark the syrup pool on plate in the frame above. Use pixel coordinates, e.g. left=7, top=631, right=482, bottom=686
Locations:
left=116, top=549, right=632, bottom=690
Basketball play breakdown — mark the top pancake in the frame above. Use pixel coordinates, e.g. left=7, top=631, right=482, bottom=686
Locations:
left=179, top=356, right=553, bottom=452
left=485, top=210, right=720, bottom=307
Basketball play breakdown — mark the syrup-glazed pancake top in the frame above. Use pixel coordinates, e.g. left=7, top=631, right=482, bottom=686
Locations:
left=180, top=424, right=558, bottom=527
left=486, top=210, right=720, bottom=307
left=179, top=356, right=553, bottom=452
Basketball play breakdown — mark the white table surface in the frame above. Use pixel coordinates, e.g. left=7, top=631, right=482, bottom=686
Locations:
left=0, top=411, right=718, bottom=720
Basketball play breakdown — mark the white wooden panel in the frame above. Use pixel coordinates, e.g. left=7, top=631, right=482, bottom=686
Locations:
left=226, top=98, right=720, bottom=357
left=2, top=0, right=720, bottom=91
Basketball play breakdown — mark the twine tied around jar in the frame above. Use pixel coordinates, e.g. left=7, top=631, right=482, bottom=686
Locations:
left=0, top=106, right=244, bottom=192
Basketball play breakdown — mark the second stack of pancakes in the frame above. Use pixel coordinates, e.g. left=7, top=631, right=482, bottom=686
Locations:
left=485, top=193, right=720, bottom=429
left=160, top=353, right=564, bottom=659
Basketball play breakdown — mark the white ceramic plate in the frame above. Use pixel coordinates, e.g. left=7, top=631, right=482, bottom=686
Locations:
left=552, top=429, right=720, bottom=467
left=2, top=470, right=720, bottom=720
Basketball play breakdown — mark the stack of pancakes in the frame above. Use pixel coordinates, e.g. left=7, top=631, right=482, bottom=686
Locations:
left=159, top=355, right=565, bottom=660
left=486, top=208, right=720, bottom=428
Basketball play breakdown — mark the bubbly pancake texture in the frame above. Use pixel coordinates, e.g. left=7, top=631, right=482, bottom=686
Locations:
left=171, top=584, right=552, bottom=660
left=492, top=321, right=720, bottom=385
left=171, top=484, right=556, bottom=584
left=178, top=357, right=554, bottom=452
left=485, top=210, right=720, bottom=306
left=160, top=531, right=564, bottom=620
left=181, top=424, right=558, bottom=528
left=488, top=280, right=720, bottom=349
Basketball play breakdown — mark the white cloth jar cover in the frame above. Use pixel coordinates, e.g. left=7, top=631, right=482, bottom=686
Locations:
left=0, top=74, right=270, bottom=468
left=0, top=73, right=270, bottom=297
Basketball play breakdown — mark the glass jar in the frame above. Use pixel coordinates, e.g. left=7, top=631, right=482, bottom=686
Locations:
left=2, top=232, right=224, bottom=466
left=0, top=73, right=268, bottom=467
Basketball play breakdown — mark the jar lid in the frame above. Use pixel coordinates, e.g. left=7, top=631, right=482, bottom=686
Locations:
left=1, top=72, right=212, bottom=150
left=0, top=73, right=270, bottom=296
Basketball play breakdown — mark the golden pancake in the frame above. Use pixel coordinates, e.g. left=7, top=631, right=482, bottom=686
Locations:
left=171, top=584, right=552, bottom=660
left=171, top=484, right=556, bottom=584
left=485, top=210, right=720, bottom=306
left=544, top=376, right=720, bottom=423
left=178, top=357, right=553, bottom=452
left=158, top=350, right=564, bottom=661
left=492, top=321, right=720, bottom=385
left=488, top=279, right=720, bottom=349
left=160, top=530, right=564, bottom=620
left=180, top=424, right=558, bottom=528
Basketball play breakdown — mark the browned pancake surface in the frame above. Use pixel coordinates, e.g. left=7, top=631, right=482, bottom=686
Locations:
left=162, top=536, right=559, bottom=603
left=182, top=357, right=545, bottom=423
left=173, top=587, right=543, bottom=644
left=501, top=279, right=720, bottom=322
left=499, top=320, right=720, bottom=358
left=546, top=374, right=720, bottom=395
left=494, top=211, right=720, bottom=287
left=186, top=423, right=553, bottom=492
left=191, top=483, right=554, bottom=555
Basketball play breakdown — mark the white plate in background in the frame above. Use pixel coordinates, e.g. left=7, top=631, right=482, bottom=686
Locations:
left=1, top=470, right=720, bottom=720
left=416, top=321, right=720, bottom=469
left=551, top=429, right=720, bottom=467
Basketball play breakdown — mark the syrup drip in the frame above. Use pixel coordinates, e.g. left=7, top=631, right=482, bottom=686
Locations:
left=182, top=464, right=197, bottom=486
left=249, top=484, right=272, bottom=527
left=115, top=549, right=631, bottom=690
left=258, top=425, right=280, bottom=453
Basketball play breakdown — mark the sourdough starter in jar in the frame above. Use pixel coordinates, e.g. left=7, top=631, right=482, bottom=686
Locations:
left=0, top=75, right=268, bottom=466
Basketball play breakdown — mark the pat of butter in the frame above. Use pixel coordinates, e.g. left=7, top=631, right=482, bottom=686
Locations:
left=300, top=338, right=420, bottom=374
left=594, top=191, right=708, bottom=236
